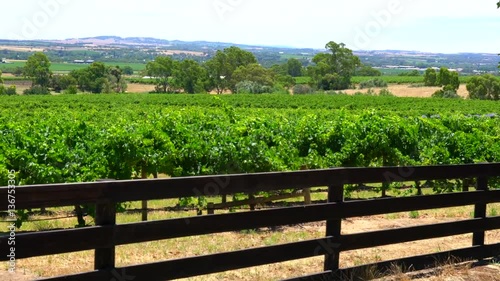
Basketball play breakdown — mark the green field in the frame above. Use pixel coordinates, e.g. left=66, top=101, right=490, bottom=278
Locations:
left=1, top=94, right=499, bottom=188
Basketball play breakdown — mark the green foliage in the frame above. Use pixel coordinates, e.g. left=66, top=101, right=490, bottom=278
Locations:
left=23, top=52, right=52, bottom=89
left=205, top=47, right=257, bottom=94
left=423, top=68, right=438, bottom=86
left=232, top=63, right=274, bottom=88
left=276, top=74, right=296, bottom=89
left=122, top=66, right=134, bottom=75
left=0, top=85, right=17, bottom=96
left=309, top=41, right=361, bottom=90
left=466, top=74, right=500, bottom=100
left=23, top=85, right=50, bottom=95
left=398, top=70, right=420, bottom=77
left=173, top=59, right=207, bottom=94
left=235, top=81, right=272, bottom=94
left=51, top=74, right=77, bottom=93
left=359, top=78, right=388, bottom=89
left=0, top=70, right=3, bottom=84
left=378, top=88, right=394, bottom=97
left=286, top=58, right=303, bottom=77
left=292, top=84, right=314, bottom=94
left=63, top=85, right=78, bottom=95
left=144, top=56, right=176, bottom=93
left=432, top=87, right=460, bottom=99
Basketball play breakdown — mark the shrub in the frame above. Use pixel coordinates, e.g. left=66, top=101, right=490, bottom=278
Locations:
left=292, top=84, right=313, bottom=95
left=359, top=78, right=388, bottom=89
left=63, top=85, right=78, bottom=95
left=235, top=81, right=272, bottom=94
left=432, top=89, right=460, bottom=99
left=23, top=86, right=50, bottom=95
left=0, top=85, right=17, bottom=95
left=379, top=88, right=395, bottom=97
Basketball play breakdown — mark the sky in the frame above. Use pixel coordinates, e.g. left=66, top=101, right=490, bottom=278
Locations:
left=2, top=0, right=500, bottom=53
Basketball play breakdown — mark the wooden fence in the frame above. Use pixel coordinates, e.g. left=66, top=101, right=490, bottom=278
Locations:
left=1, top=163, right=500, bottom=280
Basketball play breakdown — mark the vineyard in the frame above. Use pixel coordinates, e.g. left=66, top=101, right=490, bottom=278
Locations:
left=1, top=94, right=499, bottom=191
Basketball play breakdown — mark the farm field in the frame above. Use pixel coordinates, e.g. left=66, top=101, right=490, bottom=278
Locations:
left=1, top=94, right=499, bottom=185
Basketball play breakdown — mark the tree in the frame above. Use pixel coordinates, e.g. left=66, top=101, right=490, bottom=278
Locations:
left=23, top=52, right=52, bottom=89
left=309, top=41, right=361, bottom=90
left=107, top=66, right=127, bottom=93
left=466, top=74, right=500, bottom=100
left=437, top=67, right=451, bottom=86
left=174, top=59, right=207, bottom=94
left=232, top=63, right=274, bottom=87
left=423, top=68, right=437, bottom=86
left=144, top=56, right=176, bottom=93
left=0, top=70, right=3, bottom=84
left=205, top=47, right=257, bottom=94
left=122, top=66, right=134, bottom=75
left=286, top=58, right=303, bottom=77
left=70, top=62, right=109, bottom=93
left=51, top=75, right=77, bottom=93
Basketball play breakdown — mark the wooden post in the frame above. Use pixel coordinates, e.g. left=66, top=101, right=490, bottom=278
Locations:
left=207, top=203, right=214, bottom=215
left=324, top=184, right=343, bottom=271
left=462, top=178, right=470, bottom=192
left=301, top=165, right=312, bottom=205
left=94, top=179, right=116, bottom=270
left=303, top=188, right=312, bottom=205
left=472, top=176, right=488, bottom=247
left=141, top=168, right=148, bottom=222
left=249, top=193, right=256, bottom=211
left=415, top=181, right=422, bottom=196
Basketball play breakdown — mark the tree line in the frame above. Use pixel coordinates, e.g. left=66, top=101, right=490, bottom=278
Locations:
left=8, top=37, right=500, bottom=100
left=17, top=41, right=377, bottom=95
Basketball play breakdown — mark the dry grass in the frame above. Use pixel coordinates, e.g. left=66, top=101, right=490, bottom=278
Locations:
left=0, top=46, right=44, bottom=52
left=343, top=84, right=469, bottom=98
left=1, top=202, right=498, bottom=280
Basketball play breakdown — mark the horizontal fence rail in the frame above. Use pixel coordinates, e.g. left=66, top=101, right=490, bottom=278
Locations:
left=0, top=163, right=499, bottom=280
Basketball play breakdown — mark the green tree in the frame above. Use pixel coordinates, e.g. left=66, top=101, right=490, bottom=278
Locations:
left=286, top=58, right=303, bottom=77
left=174, top=59, right=207, bottom=94
left=437, top=67, right=451, bottom=86
left=423, top=68, right=437, bottom=86
left=23, top=52, right=52, bottom=89
left=232, top=63, right=275, bottom=87
left=70, top=62, right=109, bottom=93
left=466, top=74, right=500, bottom=100
left=107, top=66, right=127, bottom=93
left=144, top=56, right=176, bottom=93
left=448, top=71, right=460, bottom=91
left=122, top=66, right=134, bottom=75
left=205, top=47, right=257, bottom=94
left=0, top=70, right=3, bottom=84
left=51, top=75, right=77, bottom=93
left=309, top=41, right=361, bottom=90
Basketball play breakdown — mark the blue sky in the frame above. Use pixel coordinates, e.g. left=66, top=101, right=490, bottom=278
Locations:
left=2, top=0, right=500, bottom=53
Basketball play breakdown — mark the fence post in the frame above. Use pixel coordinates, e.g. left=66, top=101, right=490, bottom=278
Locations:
left=94, top=179, right=116, bottom=271
left=472, top=176, right=488, bottom=247
left=141, top=168, right=148, bottom=222
left=301, top=165, right=312, bottom=205
left=324, top=184, right=344, bottom=271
